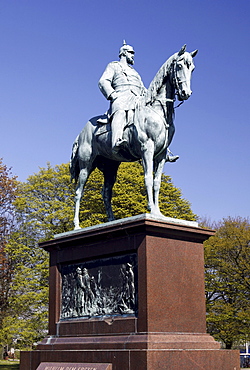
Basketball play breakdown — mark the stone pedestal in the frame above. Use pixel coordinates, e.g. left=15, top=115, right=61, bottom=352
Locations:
left=20, top=214, right=240, bottom=370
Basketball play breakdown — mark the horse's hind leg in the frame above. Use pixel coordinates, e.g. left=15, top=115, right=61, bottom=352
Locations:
left=100, top=160, right=120, bottom=222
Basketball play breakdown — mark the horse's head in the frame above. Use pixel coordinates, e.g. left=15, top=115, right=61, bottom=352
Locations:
left=173, top=45, right=198, bottom=101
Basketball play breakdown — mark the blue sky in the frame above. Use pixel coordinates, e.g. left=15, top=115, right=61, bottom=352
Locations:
left=0, top=0, right=249, bottom=222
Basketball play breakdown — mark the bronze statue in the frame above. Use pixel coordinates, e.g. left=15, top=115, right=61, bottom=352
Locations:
left=70, top=43, right=198, bottom=229
left=98, top=41, right=146, bottom=153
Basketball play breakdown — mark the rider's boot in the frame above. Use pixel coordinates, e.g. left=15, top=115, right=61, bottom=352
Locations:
left=166, top=154, right=179, bottom=162
left=166, top=149, right=179, bottom=162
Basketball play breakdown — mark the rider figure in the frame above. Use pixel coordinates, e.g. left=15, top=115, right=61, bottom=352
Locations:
left=98, top=41, right=146, bottom=153
left=98, top=41, right=179, bottom=162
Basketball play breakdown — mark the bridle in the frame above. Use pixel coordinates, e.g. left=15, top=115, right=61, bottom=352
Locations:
left=172, top=58, right=189, bottom=106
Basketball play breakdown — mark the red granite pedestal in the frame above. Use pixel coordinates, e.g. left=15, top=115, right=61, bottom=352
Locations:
left=20, top=214, right=240, bottom=370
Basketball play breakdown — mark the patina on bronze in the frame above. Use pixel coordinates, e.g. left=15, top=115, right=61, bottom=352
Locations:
left=70, top=43, right=198, bottom=229
left=61, top=254, right=137, bottom=319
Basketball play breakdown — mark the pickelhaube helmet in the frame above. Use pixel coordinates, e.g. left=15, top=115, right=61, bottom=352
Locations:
left=119, top=40, right=135, bottom=57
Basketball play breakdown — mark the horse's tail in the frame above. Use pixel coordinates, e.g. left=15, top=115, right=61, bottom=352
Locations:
left=70, top=135, right=80, bottom=183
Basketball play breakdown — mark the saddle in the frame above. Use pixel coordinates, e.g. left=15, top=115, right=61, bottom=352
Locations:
left=95, top=114, right=111, bottom=136
left=95, top=111, right=135, bottom=137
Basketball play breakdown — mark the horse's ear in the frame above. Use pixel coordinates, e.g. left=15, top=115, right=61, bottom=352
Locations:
left=190, top=49, right=198, bottom=58
left=178, top=44, right=186, bottom=56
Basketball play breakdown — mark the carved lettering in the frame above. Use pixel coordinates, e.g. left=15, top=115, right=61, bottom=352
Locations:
left=38, top=363, right=107, bottom=370
left=44, top=367, right=98, bottom=370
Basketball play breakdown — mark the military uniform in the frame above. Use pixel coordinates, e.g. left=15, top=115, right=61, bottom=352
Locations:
left=99, top=61, right=145, bottom=115
left=98, top=41, right=146, bottom=152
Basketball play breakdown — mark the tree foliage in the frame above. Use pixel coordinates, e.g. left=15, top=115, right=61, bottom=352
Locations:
left=12, top=160, right=196, bottom=233
left=204, top=216, right=250, bottom=348
left=1, top=161, right=196, bottom=349
left=0, top=159, right=17, bottom=332
left=1, top=163, right=72, bottom=349
left=14, top=163, right=75, bottom=239
left=2, top=230, right=49, bottom=348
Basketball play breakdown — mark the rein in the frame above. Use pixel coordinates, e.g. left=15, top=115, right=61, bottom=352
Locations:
left=141, top=56, right=188, bottom=158
left=174, top=101, right=184, bottom=108
left=172, top=59, right=185, bottom=109
left=149, top=99, right=173, bottom=159
left=148, top=59, right=186, bottom=158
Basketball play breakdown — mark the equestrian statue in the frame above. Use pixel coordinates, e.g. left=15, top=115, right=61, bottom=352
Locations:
left=70, top=42, right=198, bottom=230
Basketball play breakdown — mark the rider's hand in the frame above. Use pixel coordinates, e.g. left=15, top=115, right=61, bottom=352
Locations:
left=109, top=91, right=118, bottom=101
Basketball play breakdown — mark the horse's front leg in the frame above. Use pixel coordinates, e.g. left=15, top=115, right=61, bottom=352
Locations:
left=74, top=167, right=90, bottom=230
left=141, top=140, right=155, bottom=213
left=152, top=153, right=167, bottom=216
left=74, top=184, right=82, bottom=230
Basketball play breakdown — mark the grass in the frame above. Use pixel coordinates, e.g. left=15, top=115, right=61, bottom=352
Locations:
left=0, top=360, right=19, bottom=369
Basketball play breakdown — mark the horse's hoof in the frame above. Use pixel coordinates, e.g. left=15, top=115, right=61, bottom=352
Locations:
left=74, top=226, right=81, bottom=230
left=150, top=211, right=165, bottom=219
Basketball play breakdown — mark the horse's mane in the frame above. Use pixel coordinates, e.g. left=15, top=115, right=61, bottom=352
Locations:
left=145, top=53, right=177, bottom=105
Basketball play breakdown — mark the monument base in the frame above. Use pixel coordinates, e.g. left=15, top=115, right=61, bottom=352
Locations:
left=20, top=214, right=240, bottom=370
left=21, top=345, right=239, bottom=370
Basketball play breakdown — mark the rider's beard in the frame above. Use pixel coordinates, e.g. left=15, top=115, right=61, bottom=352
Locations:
left=127, top=56, right=134, bottom=65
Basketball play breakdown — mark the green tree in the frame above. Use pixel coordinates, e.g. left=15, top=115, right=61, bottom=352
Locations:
left=2, top=230, right=49, bottom=349
left=1, top=163, right=72, bottom=349
left=204, top=216, right=250, bottom=349
left=1, top=161, right=196, bottom=349
left=14, top=163, right=75, bottom=239
left=0, top=159, right=17, bottom=333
